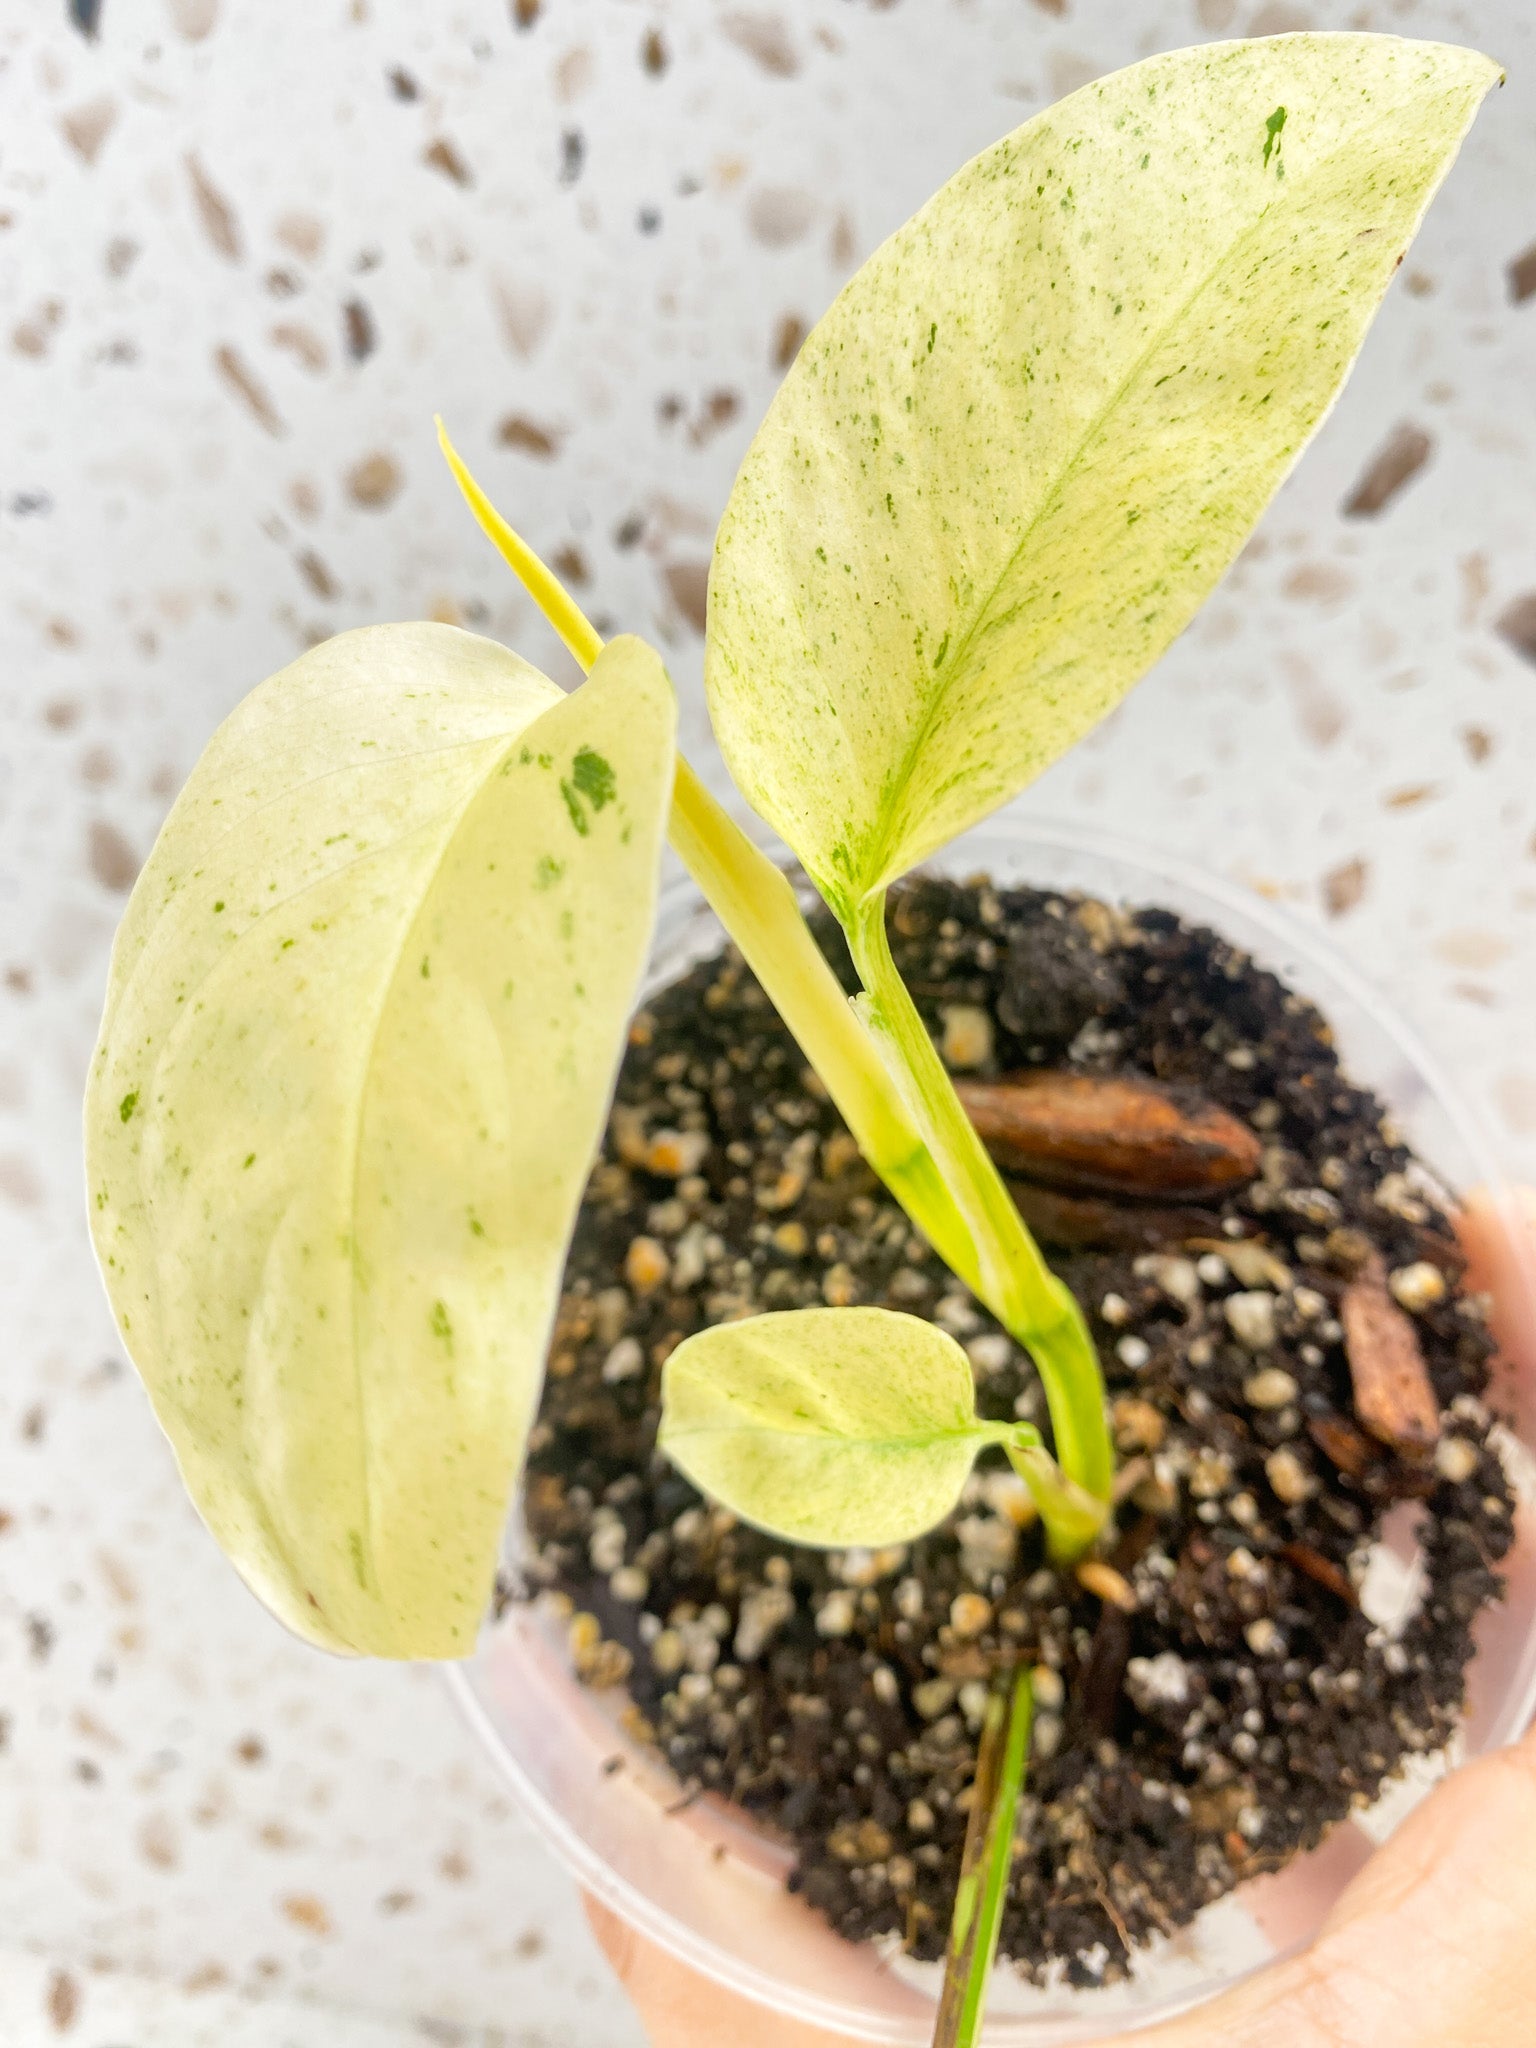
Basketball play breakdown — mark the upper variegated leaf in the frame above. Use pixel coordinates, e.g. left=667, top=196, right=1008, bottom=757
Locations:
left=706, top=34, right=1498, bottom=905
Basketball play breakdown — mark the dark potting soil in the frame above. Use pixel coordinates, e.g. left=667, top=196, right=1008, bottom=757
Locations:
left=512, top=877, right=1513, bottom=1986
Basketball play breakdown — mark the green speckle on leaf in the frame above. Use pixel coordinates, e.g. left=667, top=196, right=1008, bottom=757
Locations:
left=570, top=745, right=616, bottom=812
left=420, top=955, right=431, bottom=978
left=348, top=1528, right=367, bottom=1588
left=534, top=853, right=564, bottom=889
left=429, top=1300, right=453, bottom=1348
left=560, top=779, right=591, bottom=835
left=213, top=900, right=225, bottom=913
left=243, top=1152, right=256, bottom=1169
left=118, top=1091, right=139, bottom=1123
left=1263, top=105, right=1287, bottom=169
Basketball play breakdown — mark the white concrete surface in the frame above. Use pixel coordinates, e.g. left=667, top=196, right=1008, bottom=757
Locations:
left=1, top=0, right=1533, bottom=2041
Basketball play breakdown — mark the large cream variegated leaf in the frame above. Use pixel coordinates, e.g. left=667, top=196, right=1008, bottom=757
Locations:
left=87, top=626, right=675, bottom=1657
left=706, top=34, right=1498, bottom=906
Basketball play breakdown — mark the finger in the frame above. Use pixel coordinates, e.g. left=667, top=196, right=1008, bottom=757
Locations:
left=582, top=1893, right=852, bottom=2048
left=1082, top=1721, right=1536, bottom=2048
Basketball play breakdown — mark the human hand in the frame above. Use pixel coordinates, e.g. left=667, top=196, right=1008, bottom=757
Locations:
left=587, top=1191, right=1536, bottom=2048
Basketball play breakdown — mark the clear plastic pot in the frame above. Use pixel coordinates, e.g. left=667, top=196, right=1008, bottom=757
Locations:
left=449, top=811, right=1536, bottom=2044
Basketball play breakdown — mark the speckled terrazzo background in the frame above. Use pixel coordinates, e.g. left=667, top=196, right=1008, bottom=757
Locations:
left=1, top=0, right=1533, bottom=2042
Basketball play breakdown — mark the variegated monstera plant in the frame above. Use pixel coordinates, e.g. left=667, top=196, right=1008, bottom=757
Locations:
left=89, top=36, right=1497, bottom=1671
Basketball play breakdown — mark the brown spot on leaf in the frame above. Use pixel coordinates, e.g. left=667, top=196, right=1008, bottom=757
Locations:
left=515, top=1926, right=546, bottom=1957
left=89, top=820, right=139, bottom=892
left=214, top=345, right=284, bottom=435
left=1322, top=857, right=1368, bottom=919
left=279, top=1892, right=334, bottom=1935
left=1495, top=592, right=1536, bottom=666
left=345, top=451, right=402, bottom=509
left=1508, top=242, right=1536, bottom=306
left=423, top=138, right=473, bottom=187
left=1343, top=422, right=1432, bottom=517
left=664, top=560, right=710, bottom=633
left=720, top=11, right=799, bottom=77
left=641, top=27, right=668, bottom=74
left=46, top=1969, right=79, bottom=2033
left=45, top=698, right=80, bottom=730
left=269, top=322, right=326, bottom=372
left=497, top=414, right=562, bottom=458
left=388, top=65, right=419, bottom=100
left=185, top=154, right=242, bottom=262
left=439, top=1846, right=472, bottom=1883
left=772, top=312, right=807, bottom=371
left=513, top=0, right=540, bottom=23
left=235, top=1733, right=266, bottom=1764
left=61, top=96, right=117, bottom=164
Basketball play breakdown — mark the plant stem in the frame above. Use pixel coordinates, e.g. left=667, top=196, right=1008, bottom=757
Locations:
left=846, top=893, right=1114, bottom=1516
left=933, top=1664, right=1034, bottom=2048
left=436, top=422, right=981, bottom=1290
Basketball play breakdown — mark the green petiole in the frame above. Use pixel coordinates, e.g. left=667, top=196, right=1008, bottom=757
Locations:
left=934, top=1664, right=1035, bottom=2048
left=846, top=892, right=1114, bottom=1512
